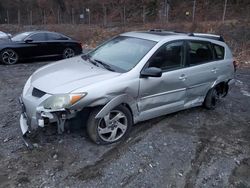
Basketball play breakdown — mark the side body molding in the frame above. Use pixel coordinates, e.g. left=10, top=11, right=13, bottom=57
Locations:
left=95, top=94, right=139, bottom=123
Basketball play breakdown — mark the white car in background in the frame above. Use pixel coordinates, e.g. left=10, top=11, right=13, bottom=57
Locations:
left=0, top=31, right=11, bottom=40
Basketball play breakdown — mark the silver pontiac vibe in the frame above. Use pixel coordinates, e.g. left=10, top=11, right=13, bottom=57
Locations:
left=20, top=30, right=235, bottom=145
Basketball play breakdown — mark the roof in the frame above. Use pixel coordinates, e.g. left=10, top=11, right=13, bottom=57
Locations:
left=121, top=30, right=224, bottom=43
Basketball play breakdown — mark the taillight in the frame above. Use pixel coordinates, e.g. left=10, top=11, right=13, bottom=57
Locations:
left=80, top=42, right=83, bottom=49
left=233, top=60, right=237, bottom=72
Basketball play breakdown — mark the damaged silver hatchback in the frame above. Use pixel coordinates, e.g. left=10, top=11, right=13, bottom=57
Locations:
left=20, top=30, right=235, bottom=145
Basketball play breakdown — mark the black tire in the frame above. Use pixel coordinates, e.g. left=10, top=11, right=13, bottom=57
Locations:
left=0, top=49, right=19, bottom=65
left=203, top=87, right=220, bottom=110
left=62, top=48, right=75, bottom=59
left=87, top=105, right=132, bottom=145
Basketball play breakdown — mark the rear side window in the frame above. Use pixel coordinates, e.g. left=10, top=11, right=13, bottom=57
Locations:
left=47, top=33, right=68, bottom=40
left=213, top=44, right=225, bottom=60
left=188, top=41, right=213, bottom=65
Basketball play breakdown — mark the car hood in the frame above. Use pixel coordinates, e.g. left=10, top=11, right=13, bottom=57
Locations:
left=0, top=40, right=12, bottom=44
left=31, top=56, right=121, bottom=94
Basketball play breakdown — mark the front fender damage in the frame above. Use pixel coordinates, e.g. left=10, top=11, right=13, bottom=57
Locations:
left=94, top=94, right=139, bottom=123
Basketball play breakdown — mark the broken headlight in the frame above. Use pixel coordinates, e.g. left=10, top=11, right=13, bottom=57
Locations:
left=43, top=93, right=87, bottom=110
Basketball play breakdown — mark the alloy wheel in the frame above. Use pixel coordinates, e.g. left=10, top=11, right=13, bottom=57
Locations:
left=63, top=48, right=75, bottom=58
left=97, top=110, right=128, bottom=142
left=1, top=49, right=18, bottom=64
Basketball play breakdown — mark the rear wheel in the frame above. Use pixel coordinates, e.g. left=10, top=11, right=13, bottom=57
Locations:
left=63, top=48, right=75, bottom=59
left=87, top=105, right=132, bottom=145
left=0, top=49, right=19, bottom=65
left=203, top=87, right=220, bottom=110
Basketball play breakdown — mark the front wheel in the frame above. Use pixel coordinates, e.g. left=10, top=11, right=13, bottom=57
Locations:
left=87, top=105, right=132, bottom=145
left=63, top=48, right=75, bottom=59
left=0, top=49, right=19, bottom=65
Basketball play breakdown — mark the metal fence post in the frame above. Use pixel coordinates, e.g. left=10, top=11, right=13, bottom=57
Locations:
left=123, top=6, right=126, bottom=25
left=43, top=9, right=46, bottom=24
left=166, top=1, right=169, bottom=23
left=57, top=8, right=60, bottom=24
left=72, top=8, right=74, bottom=24
left=222, top=0, right=227, bottom=23
left=18, top=9, right=21, bottom=25
left=86, top=8, right=90, bottom=25
left=89, top=12, right=91, bottom=25
left=142, top=5, right=146, bottom=24
left=7, top=10, right=9, bottom=24
left=164, top=0, right=169, bottom=23
left=30, top=10, right=33, bottom=25
left=192, top=0, right=196, bottom=22
left=103, top=5, right=107, bottom=26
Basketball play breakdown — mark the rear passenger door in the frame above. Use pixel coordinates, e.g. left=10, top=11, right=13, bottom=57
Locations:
left=183, top=40, right=219, bottom=106
left=46, top=32, right=67, bottom=56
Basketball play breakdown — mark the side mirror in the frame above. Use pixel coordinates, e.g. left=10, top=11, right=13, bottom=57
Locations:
left=140, top=67, right=162, bottom=78
left=24, top=38, right=33, bottom=43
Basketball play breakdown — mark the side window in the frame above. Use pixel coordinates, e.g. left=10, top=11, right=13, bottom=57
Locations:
left=29, top=33, right=46, bottom=41
left=188, top=41, right=213, bottom=65
left=213, top=44, right=225, bottom=60
left=149, top=41, right=184, bottom=71
left=47, top=33, right=67, bottom=40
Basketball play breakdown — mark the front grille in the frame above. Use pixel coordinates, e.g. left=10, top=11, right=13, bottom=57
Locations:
left=32, top=88, right=46, bottom=98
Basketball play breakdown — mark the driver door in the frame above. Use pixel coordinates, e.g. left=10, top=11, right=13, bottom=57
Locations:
left=138, top=41, right=187, bottom=121
left=21, top=33, right=48, bottom=58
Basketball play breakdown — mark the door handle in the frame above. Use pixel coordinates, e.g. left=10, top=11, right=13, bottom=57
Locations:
left=211, top=68, right=218, bottom=73
left=179, top=74, right=187, bottom=81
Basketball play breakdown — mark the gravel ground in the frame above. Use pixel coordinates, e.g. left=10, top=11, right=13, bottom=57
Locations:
left=0, top=59, right=249, bottom=188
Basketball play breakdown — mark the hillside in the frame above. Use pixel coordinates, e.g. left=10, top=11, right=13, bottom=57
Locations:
left=0, top=0, right=249, bottom=25
left=0, top=0, right=249, bottom=64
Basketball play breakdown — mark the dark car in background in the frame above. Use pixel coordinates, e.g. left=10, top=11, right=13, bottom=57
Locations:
left=0, top=31, right=82, bottom=65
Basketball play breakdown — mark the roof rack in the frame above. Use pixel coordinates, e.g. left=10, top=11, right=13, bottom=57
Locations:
left=148, top=29, right=224, bottom=42
left=148, top=29, right=161, bottom=32
left=189, top=33, right=225, bottom=42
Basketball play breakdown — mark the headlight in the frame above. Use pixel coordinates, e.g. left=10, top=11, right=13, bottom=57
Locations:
left=43, top=93, right=87, bottom=110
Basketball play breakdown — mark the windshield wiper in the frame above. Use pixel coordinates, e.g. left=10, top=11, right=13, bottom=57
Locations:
left=81, top=54, right=99, bottom=67
left=82, top=55, right=115, bottom=72
left=93, top=59, right=115, bottom=72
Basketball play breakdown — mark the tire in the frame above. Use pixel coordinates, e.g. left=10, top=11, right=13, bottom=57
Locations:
left=0, top=49, right=19, bottom=65
left=87, top=105, right=132, bottom=145
left=62, top=48, right=75, bottom=59
left=203, top=87, right=220, bottom=110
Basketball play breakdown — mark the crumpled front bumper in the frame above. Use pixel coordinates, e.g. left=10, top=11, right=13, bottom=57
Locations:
left=19, top=97, right=76, bottom=137
left=20, top=113, right=29, bottom=135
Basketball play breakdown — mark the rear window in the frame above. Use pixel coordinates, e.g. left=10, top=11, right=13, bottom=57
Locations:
left=213, top=44, right=225, bottom=60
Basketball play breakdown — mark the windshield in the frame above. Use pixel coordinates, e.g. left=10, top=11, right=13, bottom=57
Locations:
left=0, top=31, right=7, bottom=37
left=86, top=36, right=156, bottom=72
left=11, top=32, right=32, bottom=41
